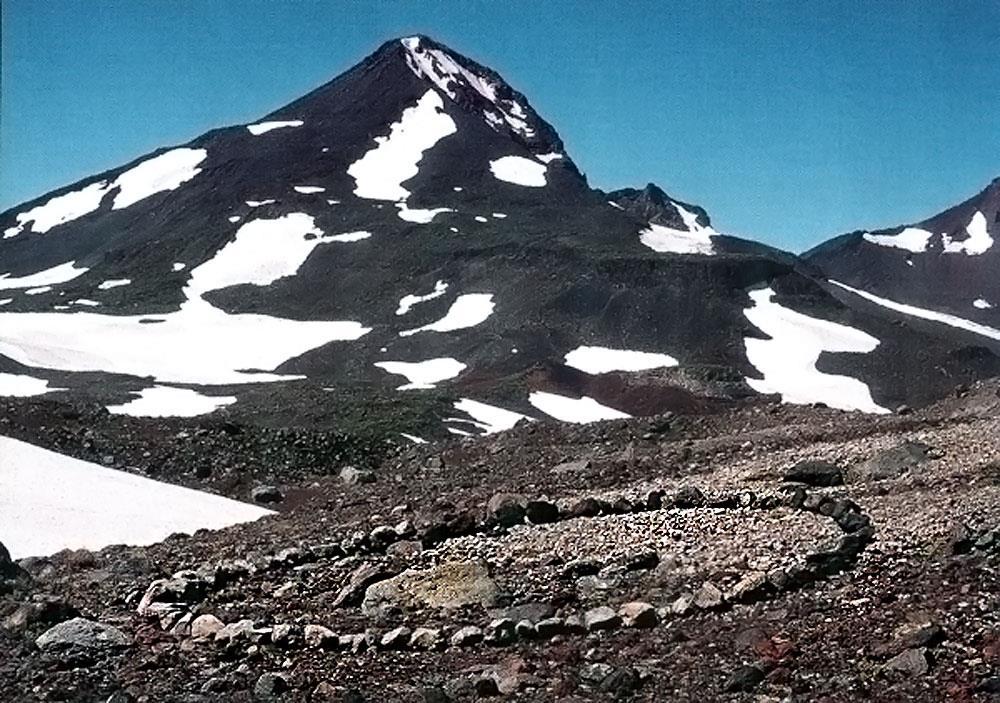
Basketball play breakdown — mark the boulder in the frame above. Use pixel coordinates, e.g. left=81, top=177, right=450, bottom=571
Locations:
left=36, top=617, right=129, bottom=650
left=848, top=441, right=930, bottom=483
left=525, top=499, right=560, bottom=524
left=693, top=581, right=725, bottom=610
left=380, top=626, right=411, bottom=649
left=304, top=624, right=336, bottom=648
left=362, top=561, right=498, bottom=614
left=190, top=614, right=225, bottom=640
left=332, top=563, right=394, bottom=608
left=783, top=460, right=844, bottom=487
left=340, top=466, right=376, bottom=486
left=583, top=606, right=621, bottom=632
left=450, top=625, right=484, bottom=647
left=409, top=627, right=442, bottom=650
left=254, top=672, right=289, bottom=699
left=485, top=493, right=527, bottom=527
left=251, top=485, right=283, bottom=504
left=619, top=601, right=658, bottom=628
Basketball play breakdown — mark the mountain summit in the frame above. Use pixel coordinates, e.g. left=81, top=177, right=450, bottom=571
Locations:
left=0, top=36, right=996, bottom=434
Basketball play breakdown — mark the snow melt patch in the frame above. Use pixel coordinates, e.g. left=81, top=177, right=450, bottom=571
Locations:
left=831, top=280, right=1000, bottom=342
left=943, top=211, right=993, bottom=255
left=974, top=298, right=993, bottom=310
left=400, top=433, right=427, bottom=444
left=0, top=261, right=88, bottom=290
left=348, top=89, right=457, bottom=201
left=399, top=293, right=494, bottom=336
left=396, top=280, right=448, bottom=316
left=111, top=148, right=207, bottom=210
left=863, top=227, right=933, bottom=253
left=639, top=203, right=717, bottom=255
left=0, top=435, right=272, bottom=559
left=489, top=156, right=547, bottom=187
left=294, top=185, right=326, bottom=194
left=71, top=299, right=100, bottom=307
left=396, top=203, right=454, bottom=223
left=743, top=287, right=887, bottom=413
left=453, top=398, right=530, bottom=434
left=0, top=372, right=59, bottom=398
left=3, top=181, right=110, bottom=238
left=98, top=278, right=131, bottom=290
left=564, top=345, right=678, bottom=374
left=528, top=391, right=630, bottom=424
left=107, top=386, right=236, bottom=418
left=0, top=214, right=370, bottom=384
left=246, top=199, right=275, bottom=207
left=375, top=358, right=466, bottom=390
left=535, top=152, right=563, bottom=163
left=401, top=36, right=536, bottom=139
left=247, top=120, right=303, bottom=135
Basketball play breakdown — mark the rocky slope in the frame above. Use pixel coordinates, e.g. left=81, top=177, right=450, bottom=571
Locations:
left=1, top=382, right=999, bottom=701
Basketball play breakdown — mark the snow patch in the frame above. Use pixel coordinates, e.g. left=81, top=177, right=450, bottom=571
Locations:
left=475, top=216, right=488, bottom=223
left=107, top=386, right=236, bottom=418
left=25, top=287, right=52, bottom=296
left=246, top=199, right=276, bottom=207
left=374, top=358, right=466, bottom=390
left=942, top=211, right=993, bottom=255
left=399, top=293, right=494, bottom=336
left=71, top=299, right=100, bottom=307
left=535, top=152, right=563, bottom=163
left=639, top=203, right=717, bottom=255
left=401, top=37, right=536, bottom=139
left=294, top=185, right=326, bottom=194
left=743, top=287, right=887, bottom=413
left=3, top=181, right=110, bottom=238
left=0, top=262, right=88, bottom=290
left=528, top=391, right=630, bottom=423
left=247, top=120, right=303, bottom=135
left=111, top=148, right=207, bottom=210
left=974, top=298, right=993, bottom=310
left=172, top=262, right=186, bottom=271
left=400, top=433, right=427, bottom=444
left=453, top=398, right=530, bottom=434
left=863, top=227, right=933, bottom=253
left=831, top=280, right=1000, bottom=342
left=564, top=345, right=678, bottom=374
left=396, top=203, right=454, bottom=223
left=228, top=215, right=241, bottom=223
left=0, top=373, right=59, bottom=398
left=489, top=156, right=547, bottom=187
left=0, top=435, right=272, bottom=559
left=492, top=213, right=507, bottom=219
left=396, top=280, right=448, bottom=316
left=348, top=90, right=457, bottom=201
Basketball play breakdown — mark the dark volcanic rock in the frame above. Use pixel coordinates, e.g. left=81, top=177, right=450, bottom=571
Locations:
left=784, top=459, right=844, bottom=486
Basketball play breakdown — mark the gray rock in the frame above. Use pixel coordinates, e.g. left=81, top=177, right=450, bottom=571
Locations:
left=251, top=485, right=283, bottom=504
left=784, top=459, right=844, bottom=487
left=35, top=617, right=128, bottom=650
left=503, top=602, right=554, bottom=623
left=1, top=595, right=77, bottom=633
left=409, top=627, right=442, bottom=650
left=485, top=617, right=516, bottom=645
left=726, top=571, right=768, bottom=602
left=515, top=619, right=536, bottom=638
left=599, top=667, right=642, bottom=696
left=567, top=497, right=602, bottom=518
left=304, top=624, right=336, bottom=648
left=485, top=493, right=527, bottom=527
left=580, top=663, right=615, bottom=684
left=848, top=441, right=930, bottom=483
left=671, top=592, right=695, bottom=615
left=362, top=561, right=498, bottom=614
left=619, top=601, right=658, bottom=628
left=270, top=623, right=296, bottom=647
left=254, top=672, right=289, bottom=699
left=450, top=625, right=484, bottom=647
left=214, top=619, right=256, bottom=644
left=380, top=626, right=412, bottom=649
left=136, top=573, right=208, bottom=617
left=885, top=647, right=930, bottom=676
left=723, top=665, right=765, bottom=692
left=673, top=485, right=706, bottom=508
left=693, top=581, right=725, bottom=610
left=535, top=617, right=566, bottom=638
left=332, top=563, right=393, bottom=608
left=190, top=614, right=224, bottom=640
left=583, top=606, right=621, bottom=631
left=340, top=466, right=375, bottom=485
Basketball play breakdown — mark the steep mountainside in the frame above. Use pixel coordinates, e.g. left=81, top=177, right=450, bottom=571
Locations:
left=0, top=36, right=996, bottom=438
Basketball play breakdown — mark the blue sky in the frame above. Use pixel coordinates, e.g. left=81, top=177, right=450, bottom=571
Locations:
left=2, top=0, right=998, bottom=251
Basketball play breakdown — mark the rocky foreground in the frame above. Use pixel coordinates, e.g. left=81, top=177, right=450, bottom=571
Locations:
left=1, top=384, right=999, bottom=702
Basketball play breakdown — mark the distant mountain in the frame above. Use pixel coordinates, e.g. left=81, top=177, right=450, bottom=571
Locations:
left=1, top=35, right=996, bottom=437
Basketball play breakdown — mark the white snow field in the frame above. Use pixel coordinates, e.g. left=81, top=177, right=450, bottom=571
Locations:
left=2, top=181, right=110, bottom=239
left=0, top=214, right=371, bottom=384
left=396, top=280, right=449, bottom=315
left=107, top=386, right=237, bottom=418
left=401, top=36, right=536, bottom=139
left=4, top=148, right=208, bottom=238
left=831, top=280, right=1000, bottom=342
left=0, top=261, right=89, bottom=290
left=743, top=287, right=887, bottom=413
left=943, top=211, right=993, bottom=255
left=0, top=435, right=273, bottom=559
left=564, top=345, right=678, bottom=374
left=98, top=278, right=132, bottom=290
left=452, top=398, right=530, bottom=434
left=395, top=203, right=454, bottom=223
left=0, top=372, right=59, bottom=397
left=111, top=148, right=207, bottom=209
left=348, top=89, right=457, bottom=201
left=528, top=391, right=631, bottom=423
left=974, top=299, right=993, bottom=310
left=374, top=358, right=467, bottom=390
left=0, top=299, right=11, bottom=306
left=399, top=293, right=495, bottom=336
left=863, top=226, right=933, bottom=253
left=246, top=120, right=303, bottom=135
left=489, top=156, right=547, bottom=187
left=639, top=203, right=718, bottom=255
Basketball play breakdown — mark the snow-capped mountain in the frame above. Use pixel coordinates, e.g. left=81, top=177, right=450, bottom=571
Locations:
left=805, top=178, right=1000, bottom=348
left=1, top=35, right=996, bottom=436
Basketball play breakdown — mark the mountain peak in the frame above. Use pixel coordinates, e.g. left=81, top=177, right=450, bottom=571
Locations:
left=607, top=182, right=712, bottom=230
